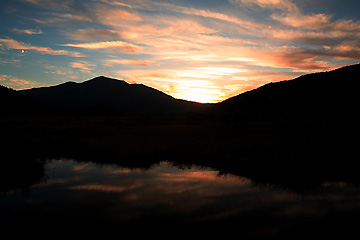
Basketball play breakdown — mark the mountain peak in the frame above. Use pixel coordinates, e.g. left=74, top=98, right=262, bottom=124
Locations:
left=20, top=75, right=206, bottom=115
left=86, top=76, right=128, bottom=85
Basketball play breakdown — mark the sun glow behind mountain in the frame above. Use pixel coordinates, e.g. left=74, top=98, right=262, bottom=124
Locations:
left=1, top=0, right=360, bottom=102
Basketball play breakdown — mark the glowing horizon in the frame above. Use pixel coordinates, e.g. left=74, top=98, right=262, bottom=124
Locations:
left=1, top=0, right=360, bottom=103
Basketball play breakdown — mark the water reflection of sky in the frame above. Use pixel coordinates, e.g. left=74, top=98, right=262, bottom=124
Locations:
left=2, top=159, right=360, bottom=237
left=38, top=159, right=263, bottom=223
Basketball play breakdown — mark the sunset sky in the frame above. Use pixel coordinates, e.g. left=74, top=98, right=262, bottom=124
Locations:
left=1, top=0, right=360, bottom=103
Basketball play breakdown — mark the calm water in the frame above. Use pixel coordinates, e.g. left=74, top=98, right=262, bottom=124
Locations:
left=1, top=159, right=360, bottom=237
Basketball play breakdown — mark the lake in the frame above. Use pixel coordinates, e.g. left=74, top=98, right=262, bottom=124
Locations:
left=1, top=158, right=360, bottom=238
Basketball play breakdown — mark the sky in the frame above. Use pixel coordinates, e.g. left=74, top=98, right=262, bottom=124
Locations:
left=1, top=0, right=360, bottom=103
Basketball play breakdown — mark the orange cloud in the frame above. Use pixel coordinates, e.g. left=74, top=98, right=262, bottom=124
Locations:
left=62, top=40, right=141, bottom=52
left=95, top=6, right=143, bottom=26
left=0, top=74, right=39, bottom=90
left=69, top=183, right=142, bottom=193
left=106, top=59, right=151, bottom=66
left=0, top=38, right=84, bottom=57
left=245, top=46, right=332, bottom=70
left=158, top=170, right=221, bottom=182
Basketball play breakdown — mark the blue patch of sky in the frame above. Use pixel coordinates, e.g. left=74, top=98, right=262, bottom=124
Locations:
left=294, top=0, right=360, bottom=21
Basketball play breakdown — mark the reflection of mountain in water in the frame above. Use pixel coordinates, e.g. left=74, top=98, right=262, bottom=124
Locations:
left=2, top=154, right=360, bottom=195
left=0, top=158, right=44, bottom=194
left=2, top=158, right=360, bottom=239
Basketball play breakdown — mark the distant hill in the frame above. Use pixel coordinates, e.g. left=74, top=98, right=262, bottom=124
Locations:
left=1, top=85, right=48, bottom=116
left=215, top=64, right=360, bottom=120
left=20, top=76, right=208, bottom=115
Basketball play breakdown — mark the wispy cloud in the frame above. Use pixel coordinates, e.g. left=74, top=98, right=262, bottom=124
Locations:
left=44, top=65, right=75, bottom=77
left=69, top=61, right=95, bottom=73
left=61, top=40, right=142, bottom=52
left=0, top=38, right=84, bottom=57
left=94, top=6, right=143, bottom=24
left=64, top=29, right=124, bottom=41
left=24, top=0, right=75, bottom=10
left=12, top=28, right=44, bottom=35
left=232, top=0, right=299, bottom=13
left=100, top=0, right=132, bottom=8
left=105, top=59, right=151, bottom=66
left=32, top=12, right=94, bottom=24
left=69, top=183, right=141, bottom=193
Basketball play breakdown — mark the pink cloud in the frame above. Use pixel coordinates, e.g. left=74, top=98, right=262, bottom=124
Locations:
left=65, top=29, right=124, bottom=41
left=12, top=28, right=44, bottom=35
left=69, top=61, right=95, bottom=73
left=52, top=13, right=93, bottom=22
left=271, top=9, right=360, bottom=33
left=116, top=20, right=218, bottom=41
left=180, top=8, right=262, bottom=30
left=44, top=65, right=74, bottom=76
left=99, top=0, right=133, bottom=8
left=272, top=13, right=331, bottom=29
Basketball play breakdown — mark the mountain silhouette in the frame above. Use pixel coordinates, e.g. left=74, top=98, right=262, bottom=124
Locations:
left=20, top=76, right=208, bottom=115
left=216, top=63, right=360, bottom=120
left=1, top=84, right=48, bottom=116
left=7, top=63, right=360, bottom=118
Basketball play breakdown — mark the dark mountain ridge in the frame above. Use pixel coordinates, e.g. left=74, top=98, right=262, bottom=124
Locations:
left=1, top=84, right=48, bottom=116
left=3, top=63, right=360, bottom=118
left=20, top=76, right=209, bottom=115
left=216, top=63, right=360, bottom=120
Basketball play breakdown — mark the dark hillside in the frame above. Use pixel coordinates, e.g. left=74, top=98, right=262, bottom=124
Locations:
left=20, top=76, right=209, bottom=115
left=216, top=64, right=360, bottom=121
left=0, top=85, right=48, bottom=116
